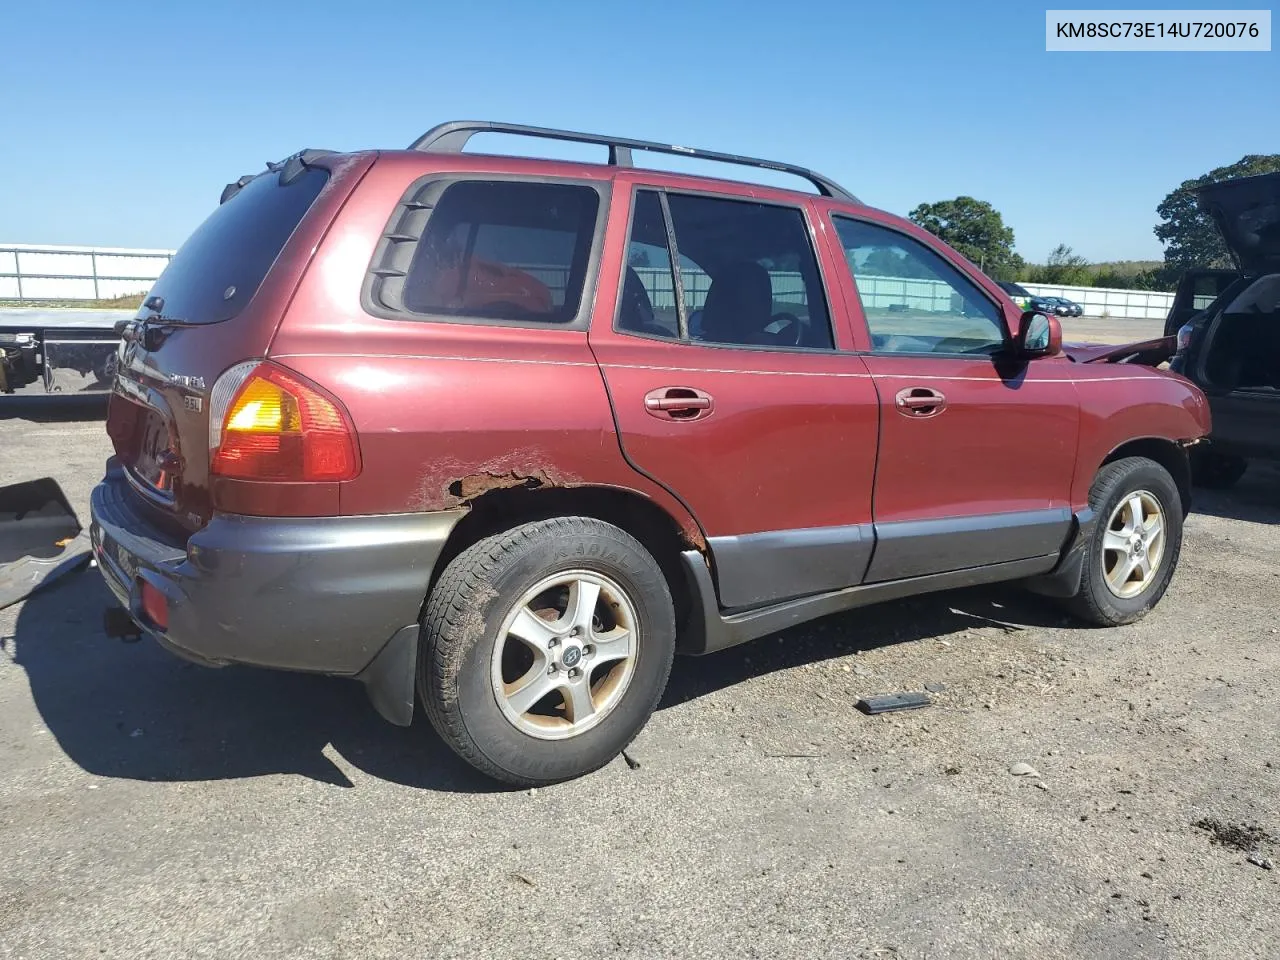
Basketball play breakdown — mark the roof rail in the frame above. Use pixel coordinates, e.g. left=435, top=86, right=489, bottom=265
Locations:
left=408, top=121, right=858, bottom=203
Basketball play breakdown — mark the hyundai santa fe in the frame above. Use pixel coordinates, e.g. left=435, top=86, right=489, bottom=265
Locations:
left=91, top=121, right=1211, bottom=785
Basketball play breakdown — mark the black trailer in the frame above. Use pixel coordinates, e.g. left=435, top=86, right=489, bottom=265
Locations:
left=0, top=308, right=127, bottom=395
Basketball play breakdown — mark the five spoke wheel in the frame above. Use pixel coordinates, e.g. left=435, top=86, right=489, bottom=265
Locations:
left=492, top=571, right=638, bottom=740
left=1101, top=490, right=1166, bottom=599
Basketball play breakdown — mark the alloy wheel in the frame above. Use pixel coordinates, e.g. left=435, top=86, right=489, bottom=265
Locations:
left=491, top=570, right=639, bottom=740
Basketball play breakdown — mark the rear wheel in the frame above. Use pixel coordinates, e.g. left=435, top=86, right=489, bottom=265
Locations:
left=419, top=516, right=675, bottom=786
left=1064, top=457, right=1183, bottom=626
left=1190, top=449, right=1248, bottom=489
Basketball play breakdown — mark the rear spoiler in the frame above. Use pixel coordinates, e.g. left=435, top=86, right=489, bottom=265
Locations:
left=220, top=148, right=334, bottom=204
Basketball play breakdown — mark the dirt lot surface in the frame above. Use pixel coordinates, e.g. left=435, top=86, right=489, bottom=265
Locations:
left=2, top=321, right=1277, bottom=959
left=1062, top=316, right=1163, bottom=344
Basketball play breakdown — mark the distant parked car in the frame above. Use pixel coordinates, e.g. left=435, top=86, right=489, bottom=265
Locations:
left=996, top=282, right=1058, bottom=315
left=1041, top=296, right=1083, bottom=318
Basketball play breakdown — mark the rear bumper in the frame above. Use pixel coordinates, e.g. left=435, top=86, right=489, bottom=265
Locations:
left=89, top=461, right=465, bottom=676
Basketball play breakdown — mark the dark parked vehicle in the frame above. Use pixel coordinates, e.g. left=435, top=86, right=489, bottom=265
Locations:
left=89, top=121, right=1209, bottom=785
left=1170, top=171, right=1280, bottom=488
left=1163, top=268, right=1240, bottom=338
left=1053, top=297, right=1084, bottom=318
left=0, top=309, right=122, bottom=394
left=995, top=281, right=1057, bottom=315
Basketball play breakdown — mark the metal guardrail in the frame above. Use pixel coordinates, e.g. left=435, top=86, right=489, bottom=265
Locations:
left=1, top=243, right=1179, bottom=323
left=0, top=244, right=174, bottom=302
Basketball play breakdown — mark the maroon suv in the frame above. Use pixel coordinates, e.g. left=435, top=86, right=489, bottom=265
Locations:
left=91, top=122, right=1211, bottom=785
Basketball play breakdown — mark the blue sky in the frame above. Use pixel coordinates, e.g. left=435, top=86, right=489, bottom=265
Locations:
left=1, top=0, right=1276, bottom=262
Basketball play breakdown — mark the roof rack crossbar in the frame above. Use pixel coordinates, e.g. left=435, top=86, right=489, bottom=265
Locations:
left=408, top=121, right=857, bottom=203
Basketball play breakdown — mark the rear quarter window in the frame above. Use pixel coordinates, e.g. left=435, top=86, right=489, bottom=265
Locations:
left=365, top=178, right=607, bottom=328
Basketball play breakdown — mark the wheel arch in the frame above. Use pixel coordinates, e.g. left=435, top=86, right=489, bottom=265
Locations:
left=428, top=484, right=701, bottom=636
left=1098, top=437, right=1192, bottom=517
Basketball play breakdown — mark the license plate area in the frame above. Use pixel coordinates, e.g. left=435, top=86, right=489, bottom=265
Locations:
left=133, top=412, right=173, bottom=491
left=94, top=528, right=139, bottom=589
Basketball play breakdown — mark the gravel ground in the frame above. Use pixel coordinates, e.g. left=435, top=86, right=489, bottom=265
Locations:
left=2, top=321, right=1278, bottom=959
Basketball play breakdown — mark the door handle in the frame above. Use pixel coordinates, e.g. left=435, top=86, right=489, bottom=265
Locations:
left=644, top=387, right=715, bottom=421
left=894, top=387, right=947, bottom=418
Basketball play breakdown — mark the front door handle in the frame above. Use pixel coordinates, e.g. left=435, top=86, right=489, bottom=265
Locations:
left=894, top=387, right=947, bottom=418
left=644, top=387, right=715, bottom=421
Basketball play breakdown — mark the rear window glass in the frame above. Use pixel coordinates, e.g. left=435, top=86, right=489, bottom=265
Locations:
left=399, top=180, right=600, bottom=324
left=143, top=166, right=329, bottom=324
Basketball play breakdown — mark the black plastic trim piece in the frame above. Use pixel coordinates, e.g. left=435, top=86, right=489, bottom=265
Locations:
left=356, top=624, right=420, bottom=726
left=657, top=191, right=689, bottom=340
left=409, top=120, right=858, bottom=203
left=678, top=549, right=1059, bottom=656
left=708, top=523, right=874, bottom=609
left=864, top=507, right=1073, bottom=583
left=1024, top=508, right=1095, bottom=599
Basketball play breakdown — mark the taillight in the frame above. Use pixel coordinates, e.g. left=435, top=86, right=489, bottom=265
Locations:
left=209, top=362, right=359, bottom=481
left=139, top=581, right=169, bottom=630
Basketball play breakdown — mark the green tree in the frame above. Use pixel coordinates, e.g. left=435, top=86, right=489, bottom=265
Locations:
left=908, top=197, right=1023, bottom=280
left=1027, top=244, right=1092, bottom=285
left=861, top=246, right=908, bottom=276
left=1155, top=154, right=1280, bottom=269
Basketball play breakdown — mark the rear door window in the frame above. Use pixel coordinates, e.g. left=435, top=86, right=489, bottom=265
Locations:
left=377, top=180, right=603, bottom=326
left=617, top=189, right=834, bottom=350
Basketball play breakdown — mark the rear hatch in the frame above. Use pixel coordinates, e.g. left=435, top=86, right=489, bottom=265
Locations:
left=1198, top=171, right=1280, bottom=275
left=106, top=150, right=374, bottom=532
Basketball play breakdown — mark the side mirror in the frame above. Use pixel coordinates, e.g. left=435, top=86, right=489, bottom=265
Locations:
left=1016, top=311, right=1062, bottom=358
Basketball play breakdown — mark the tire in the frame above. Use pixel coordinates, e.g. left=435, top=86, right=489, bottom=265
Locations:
left=1064, top=457, right=1183, bottom=627
left=419, top=516, right=676, bottom=786
left=1190, top=450, right=1247, bottom=490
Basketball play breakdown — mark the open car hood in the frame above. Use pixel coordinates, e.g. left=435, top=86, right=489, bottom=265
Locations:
left=1062, top=335, right=1176, bottom=366
left=1197, top=171, right=1280, bottom=275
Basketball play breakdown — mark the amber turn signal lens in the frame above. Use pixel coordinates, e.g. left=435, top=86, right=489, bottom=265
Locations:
left=210, top=363, right=359, bottom=482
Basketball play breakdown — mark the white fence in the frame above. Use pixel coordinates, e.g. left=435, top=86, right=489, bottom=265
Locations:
left=0, top=244, right=173, bottom=301
left=1, top=243, right=1179, bottom=324
left=1018, top=282, right=1174, bottom=321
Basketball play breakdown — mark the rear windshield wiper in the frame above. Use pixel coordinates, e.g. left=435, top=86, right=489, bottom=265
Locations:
left=114, top=314, right=201, bottom=339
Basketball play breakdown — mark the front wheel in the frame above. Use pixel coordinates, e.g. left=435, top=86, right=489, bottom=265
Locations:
left=1064, top=457, right=1183, bottom=626
left=419, top=516, right=676, bottom=786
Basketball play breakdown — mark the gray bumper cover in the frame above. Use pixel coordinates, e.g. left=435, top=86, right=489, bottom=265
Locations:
left=90, top=463, right=464, bottom=722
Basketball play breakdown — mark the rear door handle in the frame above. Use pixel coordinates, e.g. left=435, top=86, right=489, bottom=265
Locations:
left=894, top=387, right=947, bottom=418
left=644, top=387, right=715, bottom=421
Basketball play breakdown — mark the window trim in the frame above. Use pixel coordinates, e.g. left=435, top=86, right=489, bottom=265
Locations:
left=361, top=173, right=611, bottom=331
left=611, top=185, right=839, bottom=354
left=830, top=212, right=1012, bottom=361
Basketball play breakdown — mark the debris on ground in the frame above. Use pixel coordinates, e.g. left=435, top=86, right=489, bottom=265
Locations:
left=1009, top=762, right=1041, bottom=777
left=1193, top=817, right=1274, bottom=853
left=855, top=692, right=931, bottom=715
left=1247, top=853, right=1275, bottom=870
